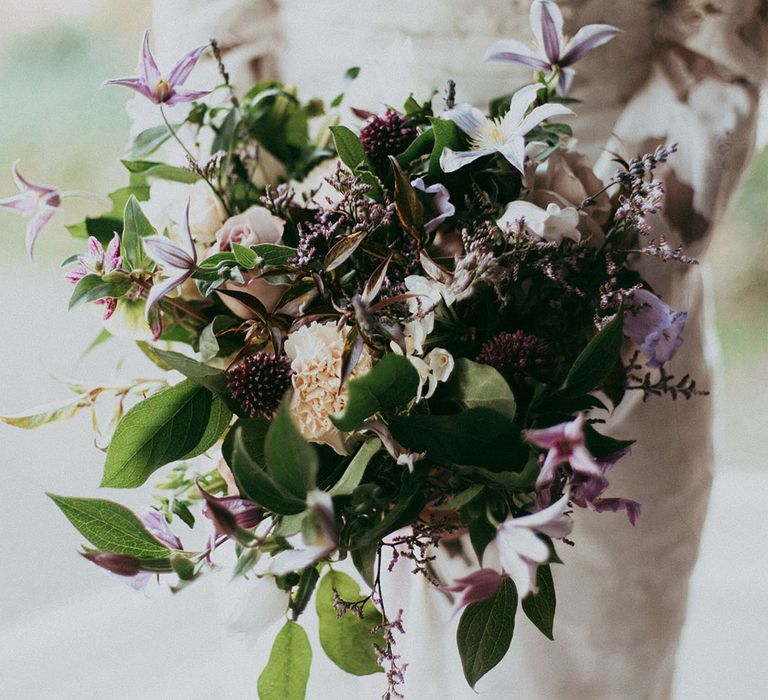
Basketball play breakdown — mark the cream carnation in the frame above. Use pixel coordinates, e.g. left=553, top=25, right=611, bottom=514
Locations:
left=284, top=322, right=373, bottom=454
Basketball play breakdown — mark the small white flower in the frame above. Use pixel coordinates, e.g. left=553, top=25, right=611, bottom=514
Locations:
left=497, top=200, right=581, bottom=244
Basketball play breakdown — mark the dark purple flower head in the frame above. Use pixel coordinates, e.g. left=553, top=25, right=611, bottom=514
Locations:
left=104, top=30, right=210, bottom=105
left=359, top=109, right=417, bottom=173
left=484, top=0, right=620, bottom=95
left=478, top=330, right=556, bottom=384
left=624, top=288, right=687, bottom=368
left=227, top=353, right=293, bottom=419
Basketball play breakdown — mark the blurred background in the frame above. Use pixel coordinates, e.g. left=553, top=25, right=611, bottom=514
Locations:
left=0, top=2, right=765, bottom=698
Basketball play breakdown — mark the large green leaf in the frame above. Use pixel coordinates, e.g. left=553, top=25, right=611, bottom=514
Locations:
left=101, top=380, right=218, bottom=488
left=389, top=408, right=527, bottom=471
left=457, top=577, right=518, bottom=688
left=442, top=359, right=517, bottom=420
left=48, top=495, right=172, bottom=558
left=121, top=195, right=156, bottom=270
left=121, top=160, right=200, bottom=184
left=331, top=353, right=419, bottom=432
left=181, top=393, right=232, bottom=459
left=563, top=313, right=624, bottom=396
left=316, top=571, right=384, bottom=676
left=136, top=343, right=229, bottom=394
left=257, top=621, right=312, bottom=700
left=429, top=117, right=463, bottom=178
left=329, top=125, right=368, bottom=170
left=521, top=565, right=556, bottom=640
left=265, top=402, right=318, bottom=499
left=330, top=437, right=381, bottom=496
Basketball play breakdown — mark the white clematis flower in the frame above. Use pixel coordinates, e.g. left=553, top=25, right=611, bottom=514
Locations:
left=497, top=200, right=581, bottom=244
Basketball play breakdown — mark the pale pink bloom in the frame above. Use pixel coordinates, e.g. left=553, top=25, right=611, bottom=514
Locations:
left=444, top=568, right=505, bottom=615
left=65, top=233, right=123, bottom=319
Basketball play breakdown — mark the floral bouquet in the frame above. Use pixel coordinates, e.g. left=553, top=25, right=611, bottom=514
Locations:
left=1, top=2, right=703, bottom=697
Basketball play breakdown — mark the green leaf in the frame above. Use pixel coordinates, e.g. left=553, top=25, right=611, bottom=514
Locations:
left=457, top=577, right=518, bottom=688
left=121, top=160, right=200, bottom=184
left=48, top=494, right=172, bottom=558
left=396, top=128, right=435, bottom=167
left=316, top=571, right=384, bottom=676
left=330, top=125, right=368, bottom=170
left=429, top=117, right=463, bottom=178
left=265, top=402, right=318, bottom=499
left=563, top=313, right=624, bottom=396
left=442, top=359, right=517, bottom=420
left=126, top=124, right=174, bottom=160
left=330, top=437, right=381, bottom=496
left=433, top=484, right=484, bottom=512
left=66, top=185, right=150, bottom=244
left=136, top=343, right=229, bottom=394
left=212, top=107, right=239, bottom=155
left=121, top=195, right=156, bottom=270
left=181, top=393, right=232, bottom=459
left=232, top=243, right=259, bottom=269
left=521, top=565, right=556, bottom=640
left=323, top=229, right=367, bottom=272
left=290, top=566, right=320, bottom=618
left=0, top=392, right=95, bottom=429
left=68, top=272, right=132, bottom=310
left=389, top=408, right=527, bottom=471
left=257, top=621, right=312, bottom=700
left=252, top=243, right=297, bottom=267
left=227, top=421, right=307, bottom=514
left=101, top=380, right=217, bottom=488
left=330, top=353, right=419, bottom=432
left=352, top=543, right=378, bottom=589
left=389, top=156, right=424, bottom=231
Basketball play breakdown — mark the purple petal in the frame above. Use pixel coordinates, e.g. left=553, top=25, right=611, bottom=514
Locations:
left=100, top=297, right=118, bottom=320
left=143, top=236, right=196, bottom=269
left=139, top=29, right=162, bottom=86
left=592, top=497, right=642, bottom=526
left=179, top=199, right=197, bottom=262
left=144, top=269, right=192, bottom=320
left=558, top=67, right=576, bottom=96
left=26, top=206, right=56, bottom=259
left=444, top=568, right=504, bottom=614
left=483, top=39, right=550, bottom=70
left=87, top=236, right=105, bottom=265
left=167, top=42, right=209, bottom=87
left=105, top=233, right=122, bottom=272
left=517, top=103, right=573, bottom=136
left=441, top=103, right=488, bottom=137
left=439, top=147, right=494, bottom=173
left=412, top=178, right=455, bottom=232
left=81, top=551, right=142, bottom=577
left=141, top=510, right=183, bottom=550
left=0, top=191, right=38, bottom=215
left=11, top=159, right=56, bottom=195
left=641, top=311, right=687, bottom=368
left=525, top=422, right=567, bottom=450
left=103, top=76, right=156, bottom=102
left=164, top=87, right=211, bottom=106
left=530, top=1, right=564, bottom=62
left=560, top=24, right=621, bottom=66
left=624, top=289, right=687, bottom=367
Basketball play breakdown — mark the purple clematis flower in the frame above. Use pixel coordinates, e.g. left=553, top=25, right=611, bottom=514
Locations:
left=495, top=493, right=572, bottom=598
left=65, top=233, right=123, bottom=320
left=440, top=84, right=572, bottom=175
left=526, top=414, right=602, bottom=490
left=104, top=29, right=210, bottom=106
left=142, top=200, right=197, bottom=320
left=484, top=0, right=620, bottom=95
left=0, top=160, right=61, bottom=258
left=411, top=177, right=455, bottom=232
left=141, top=510, right=184, bottom=550
left=444, top=568, right=505, bottom=615
left=198, top=483, right=264, bottom=538
left=624, top=288, right=687, bottom=368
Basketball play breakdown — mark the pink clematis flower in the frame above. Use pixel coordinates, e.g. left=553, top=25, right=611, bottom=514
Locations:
left=495, top=493, right=573, bottom=598
left=444, top=568, right=505, bottom=615
left=485, top=0, right=620, bottom=95
left=142, top=200, right=197, bottom=320
left=65, top=233, right=123, bottom=320
left=0, top=160, right=61, bottom=258
left=104, top=29, right=210, bottom=106
left=525, top=414, right=602, bottom=490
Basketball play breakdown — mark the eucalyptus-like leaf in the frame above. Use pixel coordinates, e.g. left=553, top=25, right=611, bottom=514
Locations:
left=329, top=125, right=368, bottom=170
left=521, top=564, right=556, bottom=640
left=329, top=437, right=381, bottom=496
left=232, top=243, right=259, bottom=269
left=442, top=358, right=517, bottom=420
left=136, top=343, right=229, bottom=394
left=120, top=160, right=200, bottom=184
left=257, top=621, right=312, bottom=700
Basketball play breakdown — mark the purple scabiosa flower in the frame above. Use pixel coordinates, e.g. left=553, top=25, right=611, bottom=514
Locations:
left=477, top=330, right=556, bottom=384
left=440, top=84, right=572, bottom=174
left=525, top=414, right=601, bottom=490
left=227, top=353, right=293, bottom=419
left=624, top=288, right=687, bottom=368
left=494, top=493, right=572, bottom=598
left=198, top=484, right=264, bottom=538
left=359, top=109, right=417, bottom=172
left=484, top=0, right=620, bottom=95
left=0, top=160, right=61, bottom=258
left=444, top=568, right=505, bottom=616
left=104, top=30, right=210, bottom=105
left=65, top=233, right=123, bottom=320
left=411, top=177, right=455, bottom=233
left=142, top=200, right=197, bottom=320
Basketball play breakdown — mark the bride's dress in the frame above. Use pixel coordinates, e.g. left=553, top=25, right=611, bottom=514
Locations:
left=153, top=2, right=767, bottom=697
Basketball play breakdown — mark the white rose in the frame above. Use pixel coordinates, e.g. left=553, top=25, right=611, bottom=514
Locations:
left=187, top=180, right=228, bottom=245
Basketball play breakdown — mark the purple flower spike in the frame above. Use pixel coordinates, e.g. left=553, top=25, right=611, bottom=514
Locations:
left=0, top=160, right=61, bottom=258
left=484, top=0, right=620, bottom=95
left=525, top=414, right=601, bottom=490
left=143, top=200, right=197, bottom=320
left=104, top=29, right=210, bottom=106
left=444, top=568, right=504, bottom=615
left=624, top=288, right=687, bottom=368
left=411, top=178, right=455, bottom=232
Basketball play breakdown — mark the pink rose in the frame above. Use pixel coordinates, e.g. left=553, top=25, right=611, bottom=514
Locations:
left=208, top=206, right=288, bottom=318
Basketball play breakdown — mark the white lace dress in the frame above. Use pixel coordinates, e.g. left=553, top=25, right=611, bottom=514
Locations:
left=153, top=2, right=768, bottom=698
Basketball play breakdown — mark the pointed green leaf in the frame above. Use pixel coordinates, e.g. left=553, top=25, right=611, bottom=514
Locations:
left=330, top=125, right=367, bottom=170
left=121, top=195, right=156, bottom=270
left=457, top=577, right=517, bottom=688
left=316, top=571, right=384, bottom=676
left=563, top=312, right=624, bottom=396
left=429, top=117, right=463, bottom=178
left=265, top=402, right=318, bottom=498
left=442, top=359, right=517, bottom=420
left=126, top=124, right=174, bottom=160
left=136, top=343, right=229, bottom=394
left=330, top=437, right=381, bottom=496
left=232, top=243, right=259, bottom=269
left=120, top=160, right=200, bottom=184
left=48, top=494, right=172, bottom=558
left=257, top=621, right=312, bottom=700
left=521, top=565, right=556, bottom=640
